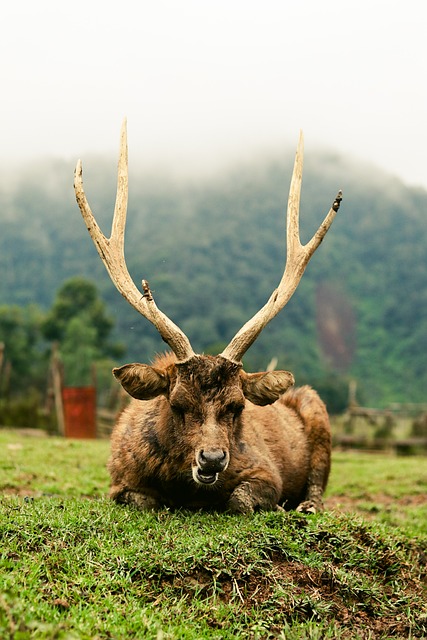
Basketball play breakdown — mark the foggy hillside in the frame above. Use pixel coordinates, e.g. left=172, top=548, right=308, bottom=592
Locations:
left=0, top=150, right=426, bottom=407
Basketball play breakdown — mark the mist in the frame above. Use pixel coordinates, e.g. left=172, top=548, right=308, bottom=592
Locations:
left=1, top=0, right=426, bottom=189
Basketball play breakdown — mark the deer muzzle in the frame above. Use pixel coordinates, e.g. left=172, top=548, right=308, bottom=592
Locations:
left=193, top=449, right=230, bottom=485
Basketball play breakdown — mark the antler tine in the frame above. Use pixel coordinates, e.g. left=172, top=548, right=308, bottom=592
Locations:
left=74, top=119, right=195, bottom=362
left=221, top=132, right=342, bottom=364
left=111, top=118, right=128, bottom=252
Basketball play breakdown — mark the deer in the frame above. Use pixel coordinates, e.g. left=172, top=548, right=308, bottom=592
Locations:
left=74, top=120, right=342, bottom=514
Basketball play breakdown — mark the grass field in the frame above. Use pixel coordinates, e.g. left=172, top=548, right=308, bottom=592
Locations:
left=1, top=429, right=426, bottom=639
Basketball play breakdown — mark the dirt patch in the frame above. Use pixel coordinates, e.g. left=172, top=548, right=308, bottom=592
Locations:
left=325, top=492, right=427, bottom=516
left=155, top=558, right=426, bottom=638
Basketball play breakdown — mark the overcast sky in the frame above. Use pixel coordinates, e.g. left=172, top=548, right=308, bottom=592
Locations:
left=2, top=0, right=426, bottom=188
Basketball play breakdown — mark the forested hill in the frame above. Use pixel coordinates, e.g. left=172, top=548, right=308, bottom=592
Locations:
left=1, top=150, right=426, bottom=407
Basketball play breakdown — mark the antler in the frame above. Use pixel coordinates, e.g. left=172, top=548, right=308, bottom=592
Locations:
left=74, top=119, right=195, bottom=362
left=220, top=132, right=342, bottom=363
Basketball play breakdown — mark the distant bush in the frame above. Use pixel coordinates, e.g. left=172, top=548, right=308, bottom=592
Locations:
left=411, top=412, right=427, bottom=437
left=0, top=392, right=55, bottom=431
left=307, top=373, right=349, bottom=415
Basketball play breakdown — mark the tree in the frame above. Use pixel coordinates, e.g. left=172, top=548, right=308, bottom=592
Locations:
left=42, top=277, right=124, bottom=386
left=42, top=277, right=115, bottom=351
left=60, top=315, right=98, bottom=386
left=0, top=304, right=46, bottom=397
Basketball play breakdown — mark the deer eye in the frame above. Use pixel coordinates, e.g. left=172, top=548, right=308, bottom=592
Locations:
left=170, top=404, right=186, bottom=428
left=169, top=386, right=191, bottom=414
left=170, top=400, right=186, bottom=415
left=224, top=402, right=244, bottom=418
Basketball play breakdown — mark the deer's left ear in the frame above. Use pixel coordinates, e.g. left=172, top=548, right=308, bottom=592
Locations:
left=113, top=363, right=170, bottom=400
left=240, top=370, right=295, bottom=406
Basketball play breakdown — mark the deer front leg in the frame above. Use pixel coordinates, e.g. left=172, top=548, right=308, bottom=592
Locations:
left=227, top=480, right=282, bottom=514
left=110, top=486, right=162, bottom=511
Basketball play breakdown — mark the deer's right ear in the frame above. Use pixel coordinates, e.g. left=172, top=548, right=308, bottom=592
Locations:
left=241, top=370, right=295, bottom=406
left=113, top=363, right=169, bottom=400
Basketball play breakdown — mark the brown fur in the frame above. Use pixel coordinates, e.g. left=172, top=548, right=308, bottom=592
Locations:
left=108, top=353, right=331, bottom=514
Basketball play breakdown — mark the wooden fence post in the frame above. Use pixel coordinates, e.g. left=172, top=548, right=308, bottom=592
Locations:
left=51, top=343, right=65, bottom=436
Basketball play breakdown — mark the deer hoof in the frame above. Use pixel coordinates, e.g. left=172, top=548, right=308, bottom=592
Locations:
left=296, top=500, right=323, bottom=514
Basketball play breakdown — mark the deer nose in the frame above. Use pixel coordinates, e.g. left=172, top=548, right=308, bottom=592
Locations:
left=198, top=449, right=228, bottom=473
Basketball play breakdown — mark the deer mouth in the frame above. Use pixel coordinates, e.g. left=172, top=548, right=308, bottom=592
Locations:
left=192, top=467, right=219, bottom=486
left=192, top=449, right=229, bottom=486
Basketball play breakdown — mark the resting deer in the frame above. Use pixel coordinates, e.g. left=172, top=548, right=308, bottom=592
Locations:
left=74, top=120, right=342, bottom=513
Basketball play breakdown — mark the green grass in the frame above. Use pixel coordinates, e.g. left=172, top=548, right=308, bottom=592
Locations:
left=1, top=429, right=426, bottom=639
left=330, top=451, right=427, bottom=498
left=328, top=452, right=427, bottom=537
left=0, top=431, right=110, bottom=497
